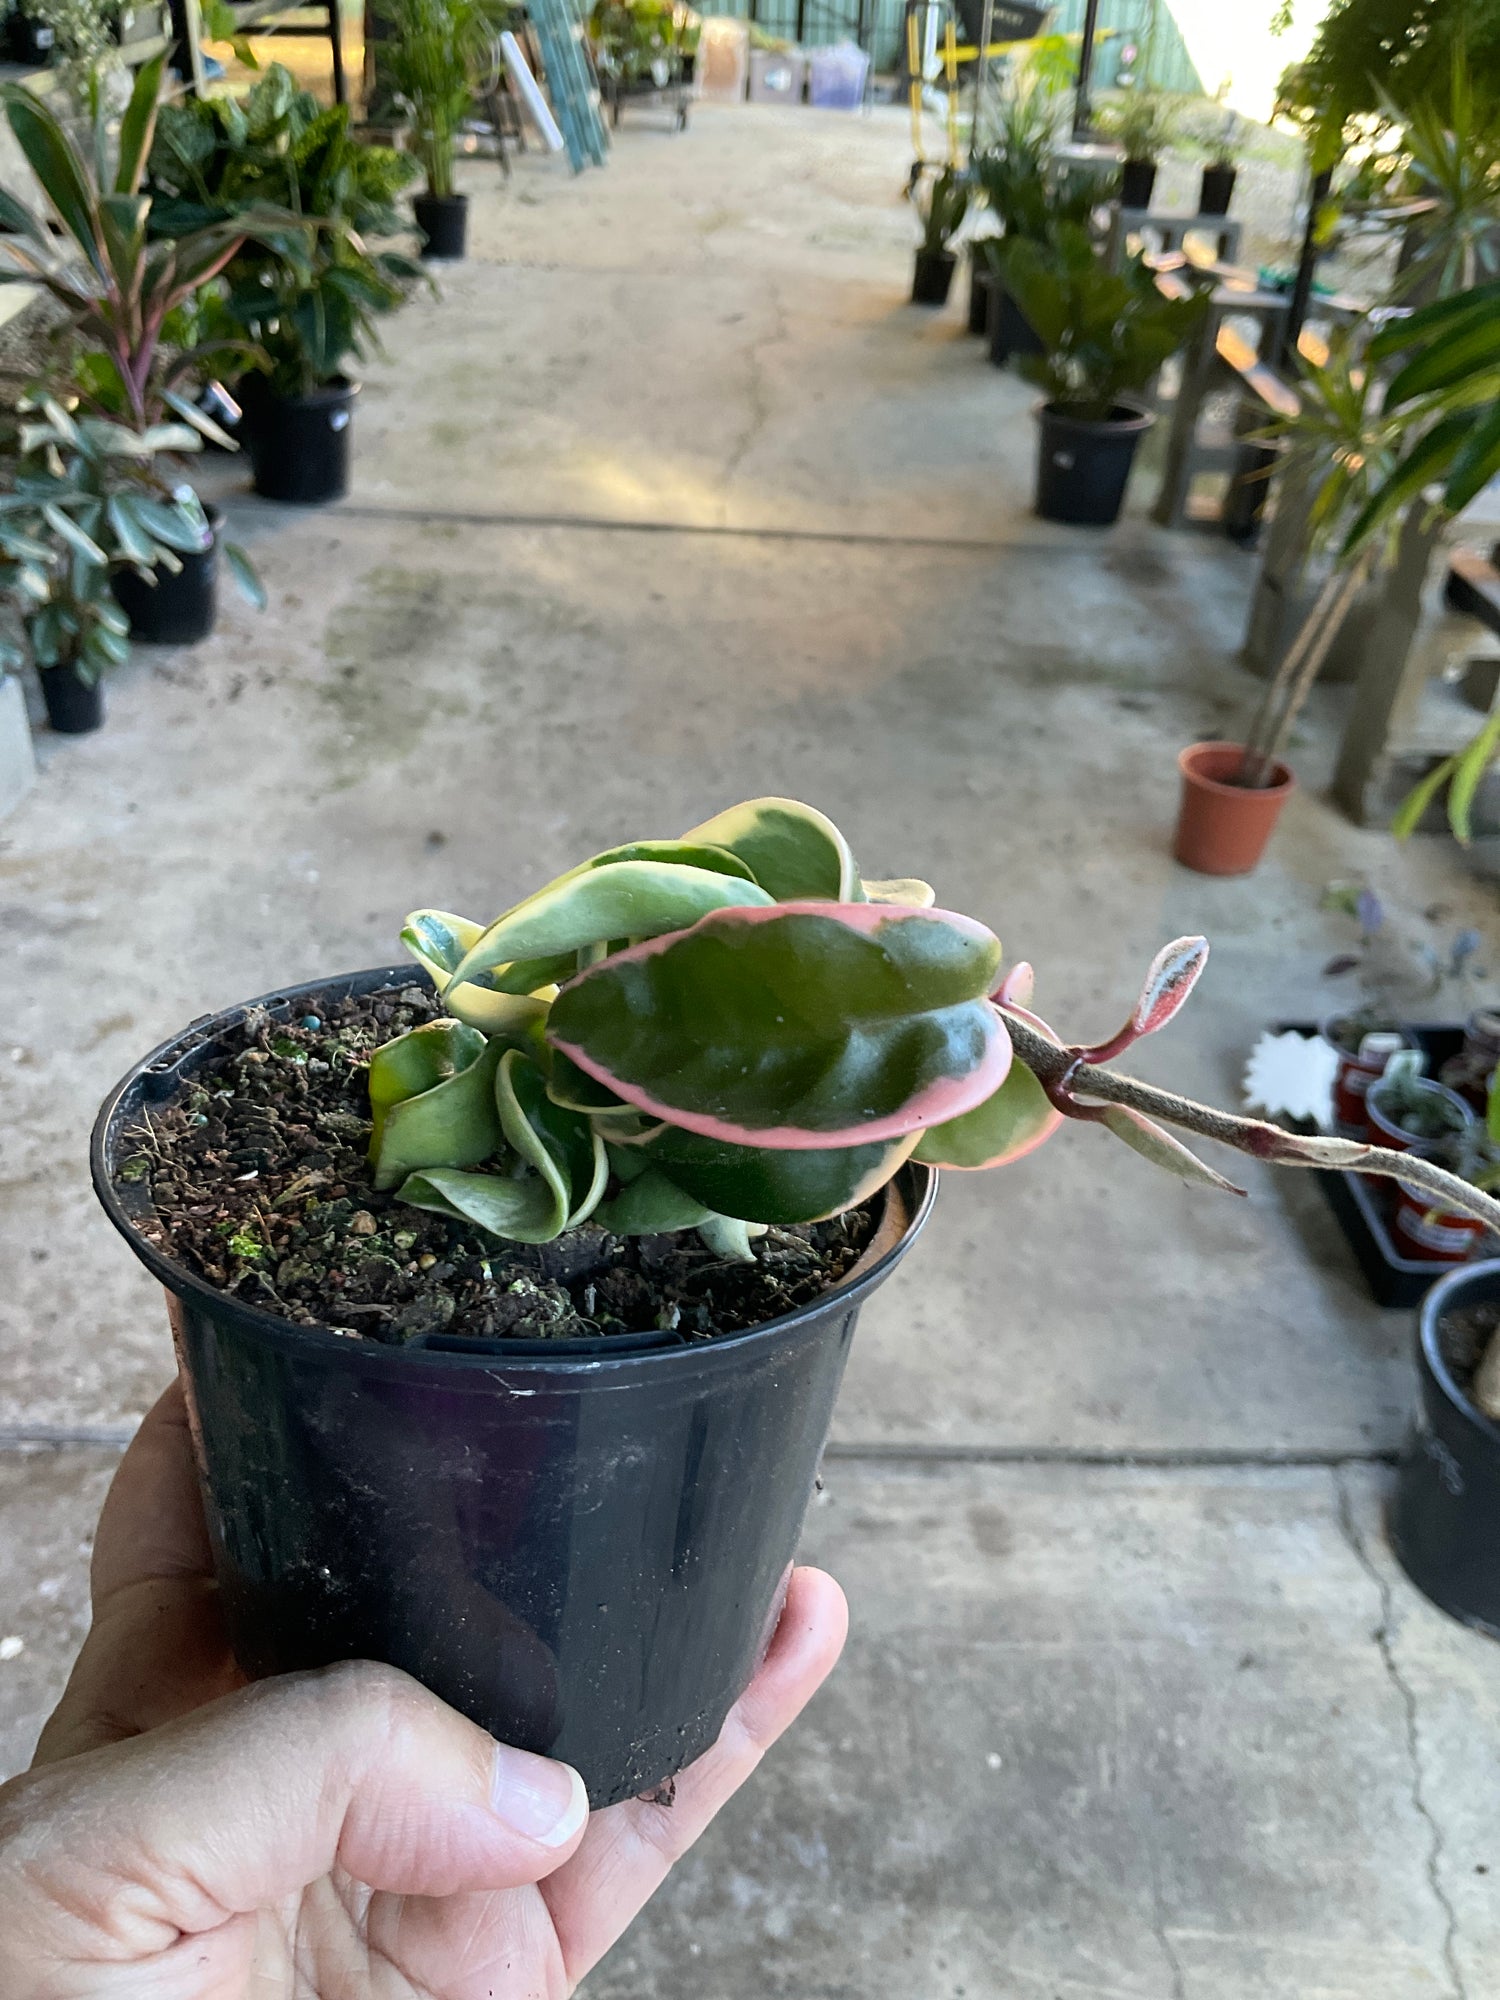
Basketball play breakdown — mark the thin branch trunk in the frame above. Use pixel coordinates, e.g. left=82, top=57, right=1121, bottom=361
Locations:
left=1004, top=1013, right=1500, bottom=1236
left=1239, top=564, right=1345, bottom=785
left=1247, top=555, right=1369, bottom=784
left=1241, top=559, right=1366, bottom=788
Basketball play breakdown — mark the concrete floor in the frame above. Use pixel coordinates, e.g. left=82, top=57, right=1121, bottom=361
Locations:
left=3, top=102, right=1500, bottom=1994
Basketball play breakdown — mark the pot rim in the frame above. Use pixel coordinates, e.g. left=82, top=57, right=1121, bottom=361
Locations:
left=415, top=190, right=470, bottom=211
left=1177, top=739, right=1294, bottom=798
left=1366, top=1075, right=1474, bottom=1147
left=1419, top=1260, right=1500, bottom=1449
left=1318, top=1011, right=1414, bottom=1061
left=1035, top=397, right=1154, bottom=438
left=91, top=964, right=937, bottom=1376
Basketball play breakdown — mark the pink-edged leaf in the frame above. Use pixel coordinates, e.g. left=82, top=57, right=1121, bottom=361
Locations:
left=1132, top=936, right=1209, bottom=1039
left=546, top=901, right=1008, bottom=1150
left=996, top=961, right=1035, bottom=1007
left=1101, top=1105, right=1245, bottom=1194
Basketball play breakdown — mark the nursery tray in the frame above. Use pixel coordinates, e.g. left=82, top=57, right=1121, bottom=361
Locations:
left=1281, top=1022, right=1471, bottom=1310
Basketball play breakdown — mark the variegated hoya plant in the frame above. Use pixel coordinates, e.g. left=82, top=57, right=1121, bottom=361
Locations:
left=366, top=797, right=1500, bottom=1259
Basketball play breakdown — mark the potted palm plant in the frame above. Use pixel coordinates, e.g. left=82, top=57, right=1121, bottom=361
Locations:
left=0, top=59, right=266, bottom=647
left=378, top=0, right=502, bottom=259
left=995, top=224, right=1208, bottom=526
left=910, top=164, right=968, bottom=306
left=92, top=796, right=1500, bottom=1798
left=1099, top=89, right=1176, bottom=210
left=147, top=65, right=423, bottom=505
left=1179, top=280, right=1500, bottom=876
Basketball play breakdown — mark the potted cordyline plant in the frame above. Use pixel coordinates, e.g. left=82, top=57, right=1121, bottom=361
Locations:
left=93, top=797, right=1500, bottom=1798
left=0, top=60, right=267, bottom=662
left=377, top=0, right=503, bottom=260
left=145, top=65, right=422, bottom=505
left=910, top=163, right=968, bottom=306
left=1177, top=276, right=1500, bottom=876
left=995, top=224, right=1208, bottom=526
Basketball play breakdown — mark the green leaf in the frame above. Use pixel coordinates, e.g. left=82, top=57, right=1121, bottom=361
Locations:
left=367, top=1018, right=502, bottom=1187
left=581, top=839, right=760, bottom=884
left=1100, top=1106, right=1245, bottom=1194
left=128, top=495, right=212, bottom=555
left=628, top=1122, right=915, bottom=1223
left=593, top=1168, right=712, bottom=1235
left=105, top=496, right=159, bottom=567
left=679, top=796, right=861, bottom=900
left=447, top=860, right=775, bottom=991
left=696, top=1215, right=766, bottom=1262
left=913, top=1056, right=1060, bottom=1170
left=1441, top=401, right=1500, bottom=517
left=1392, top=753, right=1462, bottom=842
left=498, top=1049, right=608, bottom=1228
left=224, top=541, right=267, bottom=612
left=545, top=1048, right=627, bottom=1113
left=401, top=908, right=484, bottom=981
left=547, top=903, right=1007, bottom=1147
left=862, top=877, right=935, bottom=906
left=1446, top=708, right=1500, bottom=844
left=42, top=504, right=107, bottom=568
left=0, top=86, right=105, bottom=279
left=1342, top=412, right=1475, bottom=558
left=396, top=1166, right=565, bottom=1244
left=115, top=55, right=166, bottom=194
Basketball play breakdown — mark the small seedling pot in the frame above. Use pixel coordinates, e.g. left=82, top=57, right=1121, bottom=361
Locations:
left=1198, top=163, right=1236, bottom=216
left=240, top=375, right=359, bottom=505
left=987, top=281, right=1044, bottom=368
left=1390, top=1260, right=1500, bottom=1636
left=414, top=191, right=469, bottom=260
left=911, top=246, right=956, bottom=305
left=113, top=506, right=220, bottom=646
left=1033, top=400, right=1153, bottom=527
left=967, top=248, right=994, bottom=334
left=1365, top=1077, right=1474, bottom=1159
left=38, top=662, right=104, bottom=734
left=1172, top=741, right=1293, bottom=876
left=1120, top=158, right=1157, bottom=209
left=92, top=966, right=935, bottom=1806
left=1321, top=1016, right=1417, bottom=1136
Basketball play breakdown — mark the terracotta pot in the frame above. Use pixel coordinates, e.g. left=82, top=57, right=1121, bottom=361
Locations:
left=1172, top=741, right=1293, bottom=876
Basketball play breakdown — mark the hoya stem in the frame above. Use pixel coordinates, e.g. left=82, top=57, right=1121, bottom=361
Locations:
left=1004, top=1013, right=1500, bottom=1236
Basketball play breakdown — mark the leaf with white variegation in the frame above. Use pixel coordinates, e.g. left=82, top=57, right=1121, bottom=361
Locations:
left=547, top=902, right=1007, bottom=1148
left=679, top=797, right=862, bottom=901
left=368, top=1019, right=502, bottom=1189
left=396, top=1167, right=565, bottom=1244
left=497, top=1049, right=607, bottom=1229
left=1131, top=937, right=1209, bottom=1038
left=914, top=1005, right=1060, bottom=1169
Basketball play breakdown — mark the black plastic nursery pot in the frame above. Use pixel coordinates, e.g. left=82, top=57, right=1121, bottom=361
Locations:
left=239, top=375, right=358, bottom=505
left=967, top=250, right=993, bottom=335
left=39, top=662, right=103, bottom=734
left=911, top=246, right=956, bottom=306
left=1120, top=158, right=1158, bottom=209
left=414, top=191, right=469, bottom=260
left=5, top=9, right=55, bottom=61
left=1390, top=1262, right=1500, bottom=1638
left=1199, top=164, right=1237, bottom=216
left=92, top=965, right=936, bottom=1806
left=987, top=281, right=1044, bottom=368
left=113, top=506, right=220, bottom=646
left=1033, top=401, right=1153, bottom=527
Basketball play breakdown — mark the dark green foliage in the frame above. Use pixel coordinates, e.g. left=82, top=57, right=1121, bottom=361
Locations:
left=916, top=165, right=969, bottom=254
left=146, top=64, right=422, bottom=400
left=377, top=0, right=510, bottom=198
left=995, top=226, right=1209, bottom=421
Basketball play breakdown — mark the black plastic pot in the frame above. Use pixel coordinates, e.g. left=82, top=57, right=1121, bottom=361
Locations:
left=239, top=375, right=358, bottom=505
left=1390, top=1262, right=1500, bottom=1638
left=1034, top=401, right=1153, bottom=526
left=414, top=191, right=469, bottom=260
left=1120, top=158, right=1157, bottom=210
left=911, top=246, right=956, bottom=306
left=988, top=281, right=1044, bottom=368
left=92, top=966, right=936, bottom=1805
left=113, top=506, right=220, bottom=645
left=1199, top=163, right=1237, bottom=216
left=967, top=250, right=994, bottom=335
left=39, top=662, right=103, bottom=733
left=5, top=10, right=55, bottom=62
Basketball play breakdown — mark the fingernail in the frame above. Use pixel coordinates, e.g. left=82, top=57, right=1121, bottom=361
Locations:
left=490, top=1743, right=589, bottom=1847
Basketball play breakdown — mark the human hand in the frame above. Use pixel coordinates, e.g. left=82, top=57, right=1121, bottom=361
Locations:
left=0, top=1382, right=847, bottom=1998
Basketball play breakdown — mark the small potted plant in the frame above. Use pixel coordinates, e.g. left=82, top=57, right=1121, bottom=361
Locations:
left=1389, top=1090, right=1500, bottom=1267
left=92, top=797, right=1500, bottom=1800
left=910, top=164, right=968, bottom=306
left=1390, top=1257, right=1500, bottom=1633
left=995, top=224, right=1208, bottom=526
left=1365, top=1049, right=1474, bottom=1159
left=1099, top=89, right=1176, bottom=210
left=0, top=60, right=267, bottom=648
left=378, top=0, right=501, bottom=260
left=147, top=65, right=423, bottom=505
left=1197, top=108, right=1245, bottom=216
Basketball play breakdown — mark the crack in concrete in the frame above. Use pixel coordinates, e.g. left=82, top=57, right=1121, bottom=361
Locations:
left=719, top=280, right=790, bottom=523
left=1333, top=1467, right=1467, bottom=2000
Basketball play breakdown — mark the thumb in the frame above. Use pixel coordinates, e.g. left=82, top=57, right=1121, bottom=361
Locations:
left=0, top=1660, right=589, bottom=1965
